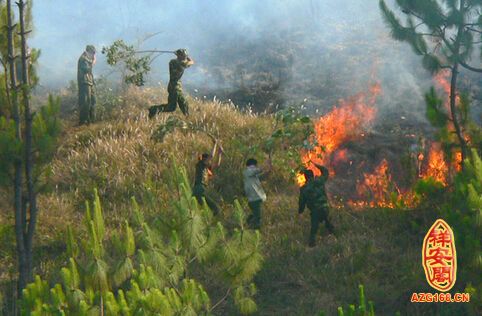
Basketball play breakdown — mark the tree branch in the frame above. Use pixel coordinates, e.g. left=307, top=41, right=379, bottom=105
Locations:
left=464, top=22, right=482, bottom=27
left=414, top=21, right=425, bottom=29
left=138, top=31, right=164, bottom=45
left=419, top=32, right=443, bottom=37
left=135, top=50, right=175, bottom=54
left=460, top=61, right=482, bottom=73
left=210, top=288, right=231, bottom=312
left=466, top=27, right=482, bottom=34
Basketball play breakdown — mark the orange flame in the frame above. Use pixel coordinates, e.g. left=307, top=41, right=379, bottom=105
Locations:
left=421, top=143, right=448, bottom=185
left=349, top=159, right=396, bottom=208
left=356, top=159, right=393, bottom=208
left=434, top=70, right=462, bottom=111
left=296, top=172, right=306, bottom=186
left=333, top=149, right=348, bottom=164
left=294, top=79, right=461, bottom=209
left=453, top=152, right=462, bottom=172
left=434, top=70, right=453, bottom=110
left=349, top=159, right=419, bottom=209
left=433, top=71, right=464, bottom=176
left=299, top=83, right=381, bottom=180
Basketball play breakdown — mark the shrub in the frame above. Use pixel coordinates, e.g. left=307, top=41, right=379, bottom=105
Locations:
left=20, top=161, right=263, bottom=315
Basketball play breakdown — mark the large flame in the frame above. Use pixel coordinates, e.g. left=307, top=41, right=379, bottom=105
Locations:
left=299, top=83, right=381, bottom=185
left=295, top=75, right=463, bottom=209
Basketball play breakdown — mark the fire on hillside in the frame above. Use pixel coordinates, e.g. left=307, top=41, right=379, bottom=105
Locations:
left=296, top=74, right=462, bottom=209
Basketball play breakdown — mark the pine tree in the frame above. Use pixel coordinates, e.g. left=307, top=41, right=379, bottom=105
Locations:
left=379, top=0, right=482, bottom=166
left=445, top=150, right=482, bottom=310
left=0, top=2, right=10, bottom=117
left=20, top=161, right=263, bottom=315
left=0, top=0, right=61, bottom=297
left=319, top=285, right=379, bottom=316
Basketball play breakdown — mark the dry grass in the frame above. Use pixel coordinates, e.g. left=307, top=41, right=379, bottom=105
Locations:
left=50, top=91, right=271, bottom=206
left=0, top=88, right=472, bottom=315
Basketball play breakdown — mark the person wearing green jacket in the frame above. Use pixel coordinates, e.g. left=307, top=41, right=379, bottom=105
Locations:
left=298, top=164, right=335, bottom=247
left=149, top=49, right=194, bottom=118
left=192, top=143, right=223, bottom=215
left=77, top=45, right=96, bottom=125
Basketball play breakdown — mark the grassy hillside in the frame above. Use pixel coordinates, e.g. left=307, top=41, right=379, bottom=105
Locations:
left=0, top=87, right=474, bottom=315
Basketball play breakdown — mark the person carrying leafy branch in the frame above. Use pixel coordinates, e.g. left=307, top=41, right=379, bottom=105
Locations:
left=149, top=48, right=194, bottom=118
left=192, top=142, right=223, bottom=215
left=243, top=157, right=272, bottom=230
left=77, top=45, right=96, bottom=125
left=298, top=163, right=334, bottom=247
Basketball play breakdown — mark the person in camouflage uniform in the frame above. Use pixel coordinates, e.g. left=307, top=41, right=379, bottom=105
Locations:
left=149, top=49, right=194, bottom=118
left=192, top=146, right=223, bottom=215
left=298, top=164, right=335, bottom=247
left=77, top=45, right=96, bottom=125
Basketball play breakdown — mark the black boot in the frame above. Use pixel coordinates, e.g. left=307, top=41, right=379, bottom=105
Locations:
left=148, top=105, right=162, bottom=119
left=325, top=220, right=335, bottom=235
left=308, top=237, right=316, bottom=247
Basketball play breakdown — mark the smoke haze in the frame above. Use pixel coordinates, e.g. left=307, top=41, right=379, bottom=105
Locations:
left=31, top=0, right=435, bottom=116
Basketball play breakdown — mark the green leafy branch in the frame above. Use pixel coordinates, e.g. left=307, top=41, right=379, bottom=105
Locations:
left=102, top=39, right=174, bottom=86
left=263, top=105, right=316, bottom=175
left=20, top=161, right=262, bottom=315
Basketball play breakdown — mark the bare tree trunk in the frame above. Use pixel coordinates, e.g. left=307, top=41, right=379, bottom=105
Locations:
left=2, top=63, right=11, bottom=118
left=449, top=64, right=468, bottom=165
left=18, top=0, right=37, bottom=289
left=7, top=0, right=28, bottom=296
left=449, top=0, right=469, bottom=168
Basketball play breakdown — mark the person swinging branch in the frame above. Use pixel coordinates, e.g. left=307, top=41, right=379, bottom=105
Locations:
left=149, top=49, right=194, bottom=118
left=192, top=141, right=224, bottom=215
left=298, top=163, right=335, bottom=247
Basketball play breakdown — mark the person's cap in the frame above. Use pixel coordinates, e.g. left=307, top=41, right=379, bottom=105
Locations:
left=86, top=45, right=96, bottom=54
left=200, top=153, right=211, bottom=160
left=246, top=158, right=258, bottom=166
left=175, top=48, right=188, bottom=57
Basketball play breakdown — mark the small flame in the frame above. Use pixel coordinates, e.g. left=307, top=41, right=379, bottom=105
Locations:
left=349, top=159, right=418, bottom=209
left=434, top=70, right=454, bottom=111
left=350, top=159, right=395, bottom=208
left=453, top=152, right=462, bottom=172
left=421, top=143, right=448, bottom=185
left=333, top=149, right=349, bottom=164
left=296, top=172, right=306, bottom=187
left=433, top=70, right=465, bottom=171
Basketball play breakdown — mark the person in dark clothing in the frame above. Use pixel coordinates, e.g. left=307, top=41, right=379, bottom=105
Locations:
left=149, top=49, right=194, bottom=118
left=192, top=144, right=223, bottom=215
left=77, top=45, right=96, bottom=125
left=298, top=163, right=335, bottom=247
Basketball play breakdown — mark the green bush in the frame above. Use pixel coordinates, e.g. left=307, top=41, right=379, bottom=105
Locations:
left=319, top=285, right=376, bottom=316
left=443, top=150, right=482, bottom=311
left=20, top=161, right=263, bottom=315
left=414, top=176, right=446, bottom=205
